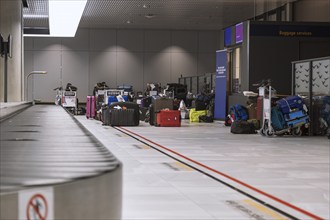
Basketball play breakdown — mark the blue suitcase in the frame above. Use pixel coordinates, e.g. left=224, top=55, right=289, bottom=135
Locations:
left=284, top=110, right=306, bottom=121
left=286, top=115, right=309, bottom=128
left=271, top=107, right=286, bottom=130
left=276, top=96, right=304, bottom=114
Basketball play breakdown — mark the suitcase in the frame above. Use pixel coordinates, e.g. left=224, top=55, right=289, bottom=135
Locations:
left=153, top=98, right=174, bottom=112
left=276, top=96, right=304, bottom=114
left=286, top=115, right=309, bottom=128
left=247, top=103, right=257, bottom=119
left=156, top=110, right=181, bottom=127
left=86, top=96, right=96, bottom=119
left=271, top=107, right=286, bottom=131
left=110, top=109, right=137, bottom=126
left=284, top=110, right=306, bottom=121
left=256, top=96, right=263, bottom=121
left=109, top=102, right=140, bottom=126
left=102, top=106, right=110, bottom=125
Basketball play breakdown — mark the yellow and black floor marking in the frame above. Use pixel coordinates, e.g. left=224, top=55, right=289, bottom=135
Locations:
left=162, top=162, right=194, bottom=171
left=132, top=144, right=151, bottom=149
left=114, top=126, right=324, bottom=220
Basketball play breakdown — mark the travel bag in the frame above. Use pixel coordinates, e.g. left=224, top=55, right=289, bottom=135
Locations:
left=271, top=107, right=286, bottom=131
left=156, top=110, right=181, bottom=127
left=276, top=96, right=304, bottom=114
left=109, top=102, right=140, bottom=126
left=110, top=109, right=137, bottom=126
left=230, top=120, right=257, bottom=134
left=86, top=96, right=96, bottom=119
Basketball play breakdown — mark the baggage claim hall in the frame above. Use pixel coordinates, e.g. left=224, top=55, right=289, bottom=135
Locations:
left=0, top=0, right=329, bottom=219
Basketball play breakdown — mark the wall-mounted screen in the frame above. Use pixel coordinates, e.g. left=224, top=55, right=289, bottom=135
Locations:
left=224, top=27, right=232, bottom=47
left=235, top=22, right=243, bottom=44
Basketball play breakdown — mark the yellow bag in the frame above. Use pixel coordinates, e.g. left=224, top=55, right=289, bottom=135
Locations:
left=189, top=108, right=207, bottom=122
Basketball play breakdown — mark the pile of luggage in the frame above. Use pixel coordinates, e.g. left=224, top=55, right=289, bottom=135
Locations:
left=229, top=104, right=259, bottom=134
left=270, top=95, right=309, bottom=136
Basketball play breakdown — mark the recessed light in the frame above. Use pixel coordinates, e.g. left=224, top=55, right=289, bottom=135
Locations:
left=145, top=14, right=155, bottom=19
left=142, top=4, right=150, bottom=8
left=126, top=20, right=132, bottom=24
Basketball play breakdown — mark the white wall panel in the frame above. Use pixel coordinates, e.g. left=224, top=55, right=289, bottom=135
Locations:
left=24, top=38, right=33, bottom=51
left=116, top=52, right=144, bottom=92
left=144, top=30, right=171, bottom=52
left=62, top=29, right=89, bottom=51
left=33, top=38, right=61, bottom=51
left=144, top=53, right=171, bottom=89
left=197, top=53, right=216, bottom=76
left=117, top=30, right=143, bottom=52
left=62, top=51, right=89, bottom=101
left=198, top=31, right=220, bottom=53
left=33, top=51, right=61, bottom=102
left=89, top=29, right=116, bottom=52
left=171, top=52, right=197, bottom=82
left=172, top=31, right=198, bottom=53
left=89, top=52, right=117, bottom=92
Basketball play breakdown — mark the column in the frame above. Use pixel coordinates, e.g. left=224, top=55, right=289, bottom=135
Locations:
left=0, top=0, right=23, bottom=102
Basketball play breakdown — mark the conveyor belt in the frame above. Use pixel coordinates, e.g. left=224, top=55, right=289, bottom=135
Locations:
left=0, top=105, right=122, bottom=219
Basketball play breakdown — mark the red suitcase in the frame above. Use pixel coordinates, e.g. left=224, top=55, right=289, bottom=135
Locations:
left=86, top=96, right=96, bottom=119
left=156, top=110, right=181, bottom=127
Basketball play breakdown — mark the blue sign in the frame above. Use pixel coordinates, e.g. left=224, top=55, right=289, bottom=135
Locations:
left=214, top=50, right=227, bottom=120
left=224, top=27, right=232, bottom=47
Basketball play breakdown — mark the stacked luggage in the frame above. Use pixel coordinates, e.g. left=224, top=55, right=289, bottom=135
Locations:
left=271, top=95, right=309, bottom=135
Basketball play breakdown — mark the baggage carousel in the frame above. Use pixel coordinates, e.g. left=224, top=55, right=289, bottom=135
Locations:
left=0, top=104, right=122, bottom=219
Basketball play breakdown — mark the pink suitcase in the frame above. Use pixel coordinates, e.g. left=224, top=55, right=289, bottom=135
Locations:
left=86, top=96, right=96, bottom=119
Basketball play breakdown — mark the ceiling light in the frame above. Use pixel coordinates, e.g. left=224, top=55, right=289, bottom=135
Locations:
left=24, top=0, right=87, bottom=37
left=142, top=4, right=150, bottom=9
left=126, top=20, right=132, bottom=24
left=145, top=14, right=155, bottom=19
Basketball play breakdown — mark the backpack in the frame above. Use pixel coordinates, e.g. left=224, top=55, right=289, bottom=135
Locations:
left=229, top=104, right=249, bottom=121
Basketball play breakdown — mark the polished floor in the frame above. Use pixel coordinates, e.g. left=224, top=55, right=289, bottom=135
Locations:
left=76, top=115, right=330, bottom=220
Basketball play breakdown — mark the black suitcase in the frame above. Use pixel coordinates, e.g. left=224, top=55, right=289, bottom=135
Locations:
left=102, top=106, right=110, bottom=126
left=109, top=102, right=140, bottom=126
left=149, top=104, right=155, bottom=125
left=110, top=109, right=137, bottom=126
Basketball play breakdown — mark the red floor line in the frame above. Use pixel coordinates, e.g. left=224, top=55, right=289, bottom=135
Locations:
left=119, top=126, right=324, bottom=220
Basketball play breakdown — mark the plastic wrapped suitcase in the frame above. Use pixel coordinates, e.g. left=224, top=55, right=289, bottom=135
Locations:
left=189, top=108, right=207, bottom=122
left=110, top=109, right=137, bottom=126
left=86, top=96, right=96, bottom=119
left=276, top=96, right=304, bottom=114
left=271, top=107, right=286, bottom=131
left=156, top=110, right=181, bottom=127
left=109, top=102, right=140, bottom=126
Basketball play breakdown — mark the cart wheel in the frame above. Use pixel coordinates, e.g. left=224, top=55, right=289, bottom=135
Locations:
left=260, top=129, right=266, bottom=136
left=265, top=129, right=274, bottom=137
left=292, top=128, right=302, bottom=136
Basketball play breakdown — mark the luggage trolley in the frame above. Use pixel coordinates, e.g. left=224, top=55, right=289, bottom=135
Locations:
left=258, top=80, right=309, bottom=137
left=62, top=91, right=78, bottom=115
left=257, top=80, right=279, bottom=136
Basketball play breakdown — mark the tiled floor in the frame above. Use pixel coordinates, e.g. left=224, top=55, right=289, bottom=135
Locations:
left=76, top=116, right=330, bottom=220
